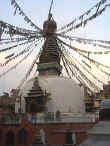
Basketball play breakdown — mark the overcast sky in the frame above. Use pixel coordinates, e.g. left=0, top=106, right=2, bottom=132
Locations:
left=0, top=0, right=110, bottom=94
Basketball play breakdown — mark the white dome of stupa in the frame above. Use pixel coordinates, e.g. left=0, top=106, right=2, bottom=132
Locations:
left=20, top=75, right=85, bottom=114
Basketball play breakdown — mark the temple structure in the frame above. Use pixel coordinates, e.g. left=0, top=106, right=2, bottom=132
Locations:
left=0, top=15, right=98, bottom=146
left=18, top=14, right=85, bottom=115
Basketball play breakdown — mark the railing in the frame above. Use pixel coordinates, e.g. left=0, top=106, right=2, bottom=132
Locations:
left=5, top=144, right=77, bottom=146
left=28, top=112, right=98, bottom=124
left=0, top=112, right=99, bottom=125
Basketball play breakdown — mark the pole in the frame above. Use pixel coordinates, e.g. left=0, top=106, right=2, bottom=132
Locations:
left=49, top=0, right=54, bottom=15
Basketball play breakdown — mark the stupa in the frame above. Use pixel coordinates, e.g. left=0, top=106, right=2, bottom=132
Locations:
left=19, top=14, right=85, bottom=115
left=0, top=13, right=97, bottom=146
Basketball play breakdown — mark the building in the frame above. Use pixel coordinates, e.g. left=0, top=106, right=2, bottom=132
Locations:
left=0, top=14, right=97, bottom=146
left=80, top=99, right=110, bottom=146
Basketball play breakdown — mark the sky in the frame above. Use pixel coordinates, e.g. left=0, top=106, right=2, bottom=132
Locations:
left=0, top=0, right=110, bottom=94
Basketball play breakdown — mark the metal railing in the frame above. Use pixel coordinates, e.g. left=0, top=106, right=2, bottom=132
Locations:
left=4, top=144, right=77, bottom=146
left=0, top=112, right=98, bottom=125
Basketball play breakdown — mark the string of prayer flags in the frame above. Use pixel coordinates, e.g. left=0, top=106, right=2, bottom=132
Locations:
left=0, top=41, right=35, bottom=67
left=79, top=51, right=110, bottom=70
left=3, top=42, right=35, bottom=66
left=58, top=38, right=110, bottom=72
left=0, top=49, right=33, bottom=78
left=62, top=44, right=105, bottom=85
left=58, top=41, right=108, bottom=93
left=0, top=37, right=28, bottom=45
left=5, top=53, right=15, bottom=59
left=0, top=27, right=2, bottom=41
left=57, top=0, right=107, bottom=32
left=0, top=39, right=33, bottom=53
left=59, top=42, right=101, bottom=92
left=0, top=21, right=7, bottom=40
left=82, top=60, right=91, bottom=70
left=64, top=53, right=100, bottom=91
left=57, top=37, right=110, bottom=55
left=60, top=2, right=110, bottom=34
left=10, top=0, right=42, bottom=33
left=68, top=54, right=105, bottom=85
left=17, top=49, right=42, bottom=89
left=0, top=19, right=37, bottom=40
left=0, top=38, right=41, bottom=67
left=58, top=33, right=110, bottom=45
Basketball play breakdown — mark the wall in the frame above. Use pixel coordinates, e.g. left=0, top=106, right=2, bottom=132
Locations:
left=0, top=116, right=96, bottom=146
